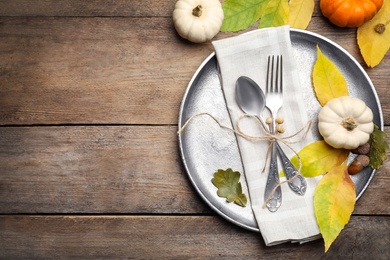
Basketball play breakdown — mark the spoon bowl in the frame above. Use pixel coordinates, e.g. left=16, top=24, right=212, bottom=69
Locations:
left=235, top=76, right=266, bottom=121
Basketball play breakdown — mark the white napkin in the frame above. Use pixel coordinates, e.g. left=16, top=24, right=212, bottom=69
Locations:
left=212, top=25, right=321, bottom=245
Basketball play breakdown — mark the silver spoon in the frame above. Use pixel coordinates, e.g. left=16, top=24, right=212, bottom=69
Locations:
left=235, top=76, right=307, bottom=199
left=235, top=76, right=281, bottom=212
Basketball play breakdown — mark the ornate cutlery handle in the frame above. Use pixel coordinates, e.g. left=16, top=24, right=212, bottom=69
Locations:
left=275, top=142, right=307, bottom=195
left=264, top=142, right=282, bottom=212
left=258, top=115, right=307, bottom=196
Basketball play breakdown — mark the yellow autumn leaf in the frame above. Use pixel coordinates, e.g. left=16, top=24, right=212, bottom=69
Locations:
left=312, top=45, right=349, bottom=106
left=289, top=140, right=349, bottom=178
left=259, top=0, right=289, bottom=28
left=357, top=0, right=390, bottom=68
left=314, top=164, right=356, bottom=252
left=288, top=0, right=314, bottom=29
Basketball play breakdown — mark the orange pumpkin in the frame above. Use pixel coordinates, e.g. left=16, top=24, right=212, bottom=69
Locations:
left=320, top=0, right=383, bottom=27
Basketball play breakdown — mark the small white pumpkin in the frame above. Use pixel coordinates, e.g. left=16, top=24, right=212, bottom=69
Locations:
left=173, top=0, right=224, bottom=43
left=318, top=96, right=374, bottom=150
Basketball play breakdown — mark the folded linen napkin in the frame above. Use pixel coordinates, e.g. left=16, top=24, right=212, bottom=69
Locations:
left=212, top=25, right=321, bottom=245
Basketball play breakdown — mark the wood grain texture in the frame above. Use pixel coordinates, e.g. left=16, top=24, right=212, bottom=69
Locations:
left=1, top=215, right=389, bottom=259
left=0, top=0, right=338, bottom=18
left=0, top=0, right=389, bottom=258
left=0, top=125, right=209, bottom=214
left=0, top=126, right=388, bottom=215
left=0, top=0, right=177, bottom=17
left=0, top=17, right=206, bottom=125
left=0, top=17, right=389, bottom=125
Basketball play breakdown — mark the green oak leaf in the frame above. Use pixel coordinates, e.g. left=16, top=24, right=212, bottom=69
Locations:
left=211, top=168, right=247, bottom=207
left=368, top=124, right=389, bottom=169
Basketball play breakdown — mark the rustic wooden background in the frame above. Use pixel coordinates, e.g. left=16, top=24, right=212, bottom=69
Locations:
left=0, top=0, right=389, bottom=259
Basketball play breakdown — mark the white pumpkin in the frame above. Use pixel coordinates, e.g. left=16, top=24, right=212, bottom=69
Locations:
left=173, top=0, right=224, bottom=43
left=318, top=96, right=374, bottom=150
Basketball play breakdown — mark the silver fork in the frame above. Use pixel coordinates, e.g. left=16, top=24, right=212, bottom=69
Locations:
left=265, top=55, right=283, bottom=134
left=264, top=56, right=306, bottom=212
left=264, top=55, right=283, bottom=212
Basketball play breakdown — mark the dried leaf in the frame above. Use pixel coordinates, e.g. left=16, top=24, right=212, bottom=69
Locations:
left=357, top=0, right=390, bottom=68
left=289, top=140, right=350, bottom=178
left=368, top=124, right=389, bottom=169
left=312, top=45, right=349, bottom=106
left=220, top=0, right=268, bottom=32
left=259, top=0, right=289, bottom=28
left=211, top=168, right=247, bottom=207
left=314, top=164, right=356, bottom=252
left=288, top=0, right=315, bottom=29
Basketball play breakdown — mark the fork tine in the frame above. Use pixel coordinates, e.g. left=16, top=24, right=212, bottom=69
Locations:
left=268, top=55, right=284, bottom=93
left=266, top=56, right=271, bottom=93
left=281, top=56, right=283, bottom=93
left=273, top=55, right=282, bottom=93
left=266, top=55, right=283, bottom=93
left=278, top=55, right=283, bottom=93
left=275, top=56, right=279, bottom=93
left=271, top=56, right=274, bottom=93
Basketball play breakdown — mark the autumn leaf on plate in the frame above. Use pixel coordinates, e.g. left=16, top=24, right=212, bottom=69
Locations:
left=312, top=45, right=349, bottom=106
left=289, top=140, right=349, bottom=178
left=220, top=0, right=268, bottom=32
left=259, top=0, right=289, bottom=28
left=288, top=0, right=315, bottom=29
left=314, top=163, right=356, bottom=252
left=211, top=168, right=247, bottom=207
left=357, top=0, right=390, bottom=68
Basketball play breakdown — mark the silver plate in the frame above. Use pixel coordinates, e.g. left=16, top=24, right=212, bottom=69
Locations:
left=178, top=29, right=384, bottom=232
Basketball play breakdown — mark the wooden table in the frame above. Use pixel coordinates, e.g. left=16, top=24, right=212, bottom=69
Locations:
left=0, top=1, right=389, bottom=259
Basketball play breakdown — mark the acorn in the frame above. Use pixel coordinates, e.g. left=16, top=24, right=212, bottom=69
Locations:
left=351, top=143, right=370, bottom=155
left=348, top=155, right=370, bottom=175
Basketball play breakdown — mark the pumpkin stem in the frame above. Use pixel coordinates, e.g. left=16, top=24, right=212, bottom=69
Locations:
left=192, top=5, right=203, bottom=17
left=341, top=118, right=358, bottom=131
left=375, top=19, right=390, bottom=34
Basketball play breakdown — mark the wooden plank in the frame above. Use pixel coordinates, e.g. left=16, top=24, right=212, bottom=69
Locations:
left=0, top=17, right=389, bottom=125
left=0, top=125, right=209, bottom=214
left=356, top=159, right=390, bottom=214
left=0, top=0, right=334, bottom=18
left=1, top=215, right=389, bottom=259
left=0, top=0, right=177, bottom=17
left=0, top=17, right=208, bottom=125
left=0, top=126, right=389, bottom=214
